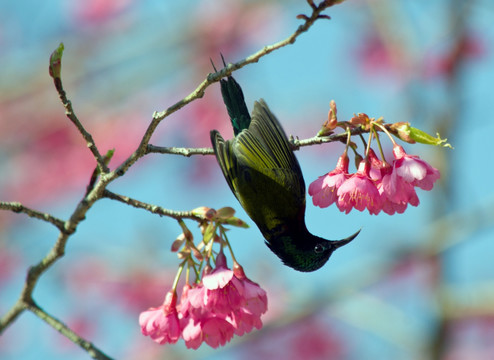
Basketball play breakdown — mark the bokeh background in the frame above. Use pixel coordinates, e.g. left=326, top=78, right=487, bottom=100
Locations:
left=1, top=0, right=494, bottom=359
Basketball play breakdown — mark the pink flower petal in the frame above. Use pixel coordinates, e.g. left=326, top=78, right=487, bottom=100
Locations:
left=337, top=160, right=382, bottom=215
left=392, top=145, right=440, bottom=191
left=182, top=317, right=203, bottom=349
left=202, top=317, right=235, bottom=348
left=138, top=301, right=181, bottom=345
left=203, top=266, right=234, bottom=290
left=309, top=154, right=350, bottom=209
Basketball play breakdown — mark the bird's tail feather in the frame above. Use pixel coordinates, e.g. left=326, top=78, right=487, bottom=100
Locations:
left=220, top=76, right=251, bottom=135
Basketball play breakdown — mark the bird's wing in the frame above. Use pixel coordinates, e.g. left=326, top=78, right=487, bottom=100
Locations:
left=210, top=130, right=239, bottom=200
left=233, top=100, right=306, bottom=202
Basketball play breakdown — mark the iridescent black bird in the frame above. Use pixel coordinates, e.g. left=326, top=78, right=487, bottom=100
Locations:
left=210, top=74, right=360, bottom=272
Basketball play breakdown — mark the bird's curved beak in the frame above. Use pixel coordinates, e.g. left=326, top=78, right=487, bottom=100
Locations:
left=331, top=228, right=361, bottom=249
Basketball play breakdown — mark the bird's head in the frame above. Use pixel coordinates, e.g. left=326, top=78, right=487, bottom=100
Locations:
left=266, top=230, right=360, bottom=272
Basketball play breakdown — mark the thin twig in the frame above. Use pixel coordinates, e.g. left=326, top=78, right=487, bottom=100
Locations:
left=0, top=178, right=108, bottom=331
left=289, top=126, right=368, bottom=150
left=0, top=202, right=66, bottom=231
left=103, top=190, right=202, bottom=221
left=27, top=301, right=113, bottom=360
left=113, top=0, right=345, bottom=178
left=0, top=301, right=26, bottom=333
left=52, top=77, right=109, bottom=174
left=1, top=1, right=348, bottom=356
left=146, top=127, right=369, bottom=158
left=147, top=144, right=214, bottom=157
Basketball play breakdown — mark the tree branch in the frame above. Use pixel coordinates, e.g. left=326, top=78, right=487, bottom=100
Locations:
left=1, top=1, right=350, bottom=356
left=146, top=126, right=367, bottom=157
left=113, top=0, right=345, bottom=178
left=0, top=301, right=26, bottom=333
left=0, top=178, right=108, bottom=330
left=27, top=301, right=113, bottom=360
left=51, top=76, right=109, bottom=174
left=147, top=144, right=214, bottom=157
left=0, top=202, right=66, bottom=231
left=103, top=190, right=202, bottom=221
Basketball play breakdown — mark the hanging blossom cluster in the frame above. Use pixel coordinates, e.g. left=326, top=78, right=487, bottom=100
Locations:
left=309, top=101, right=450, bottom=215
left=139, top=207, right=267, bottom=349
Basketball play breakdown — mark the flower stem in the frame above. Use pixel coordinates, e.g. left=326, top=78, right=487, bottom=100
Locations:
left=185, top=264, right=190, bottom=285
left=358, top=133, right=367, bottom=150
left=373, top=127, right=387, bottom=164
left=221, top=226, right=239, bottom=265
left=365, top=127, right=373, bottom=157
left=206, top=224, right=218, bottom=261
left=343, top=126, right=352, bottom=156
left=172, top=259, right=187, bottom=292
left=373, top=121, right=397, bottom=146
left=191, top=263, right=201, bottom=284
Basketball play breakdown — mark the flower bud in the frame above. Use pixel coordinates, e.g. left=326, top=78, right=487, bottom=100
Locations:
left=317, top=100, right=338, bottom=136
left=192, top=206, right=216, bottom=220
left=49, top=43, right=64, bottom=79
left=349, top=113, right=371, bottom=127
left=171, top=233, right=186, bottom=252
left=389, top=122, right=415, bottom=144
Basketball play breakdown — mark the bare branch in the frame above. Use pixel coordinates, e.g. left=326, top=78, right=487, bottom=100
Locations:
left=113, top=0, right=344, bottom=178
left=0, top=301, right=26, bottom=333
left=1, top=1, right=350, bottom=355
left=0, top=177, right=108, bottom=328
left=147, top=126, right=368, bottom=157
left=103, top=190, right=202, bottom=221
left=27, top=301, right=113, bottom=360
left=289, top=127, right=365, bottom=150
left=0, top=201, right=66, bottom=231
left=147, top=144, right=214, bottom=157
left=49, top=44, right=109, bottom=174
left=59, top=94, right=108, bottom=174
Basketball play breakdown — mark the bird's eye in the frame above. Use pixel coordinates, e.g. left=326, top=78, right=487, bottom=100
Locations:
left=314, top=244, right=324, bottom=254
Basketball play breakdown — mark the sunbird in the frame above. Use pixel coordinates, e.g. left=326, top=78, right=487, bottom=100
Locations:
left=210, top=74, right=360, bottom=272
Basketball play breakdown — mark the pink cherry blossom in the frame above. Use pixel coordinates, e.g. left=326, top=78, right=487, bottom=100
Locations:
left=180, top=281, right=237, bottom=349
left=366, top=148, right=420, bottom=215
left=309, top=154, right=350, bottom=208
left=366, top=148, right=387, bottom=181
left=181, top=311, right=235, bottom=349
left=228, top=308, right=263, bottom=336
left=381, top=168, right=420, bottom=206
left=200, top=253, right=245, bottom=314
left=392, top=145, right=440, bottom=190
left=201, top=316, right=236, bottom=348
left=139, top=291, right=181, bottom=345
left=181, top=316, right=203, bottom=349
left=141, top=255, right=268, bottom=349
left=233, top=264, right=268, bottom=316
left=337, top=160, right=382, bottom=215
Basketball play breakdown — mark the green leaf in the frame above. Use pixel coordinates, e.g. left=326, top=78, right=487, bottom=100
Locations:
left=224, top=216, right=249, bottom=228
left=409, top=127, right=453, bottom=148
left=202, top=222, right=217, bottom=243
left=216, top=206, right=236, bottom=219
left=391, top=123, right=452, bottom=148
